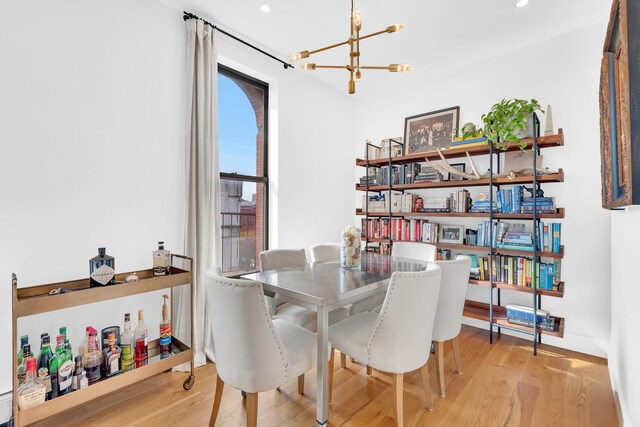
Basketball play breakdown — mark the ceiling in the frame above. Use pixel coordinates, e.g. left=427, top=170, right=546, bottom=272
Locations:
left=164, top=0, right=611, bottom=95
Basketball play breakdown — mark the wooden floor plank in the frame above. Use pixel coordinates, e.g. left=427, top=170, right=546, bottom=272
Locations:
left=31, top=326, right=618, bottom=427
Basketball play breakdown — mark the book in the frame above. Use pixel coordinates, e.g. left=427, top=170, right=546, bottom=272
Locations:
left=452, top=136, right=487, bottom=145
left=506, top=317, right=557, bottom=332
left=505, top=304, right=550, bottom=323
left=552, top=223, right=562, bottom=253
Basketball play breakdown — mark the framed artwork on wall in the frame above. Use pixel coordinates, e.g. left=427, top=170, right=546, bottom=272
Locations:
left=404, top=106, right=459, bottom=156
left=438, top=224, right=465, bottom=244
left=599, top=0, right=640, bottom=209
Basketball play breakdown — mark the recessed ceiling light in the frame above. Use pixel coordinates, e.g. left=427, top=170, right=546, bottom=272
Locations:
left=515, top=0, right=529, bottom=7
left=257, top=2, right=272, bottom=13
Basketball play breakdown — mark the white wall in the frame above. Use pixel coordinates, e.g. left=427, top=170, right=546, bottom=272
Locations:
left=0, top=0, right=354, bottom=419
left=353, top=22, right=611, bottom=357
left=610, top=207, right=640, bottom=425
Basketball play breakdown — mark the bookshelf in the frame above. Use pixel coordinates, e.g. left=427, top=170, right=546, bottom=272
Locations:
left=356, top=122, right=565, bottom=353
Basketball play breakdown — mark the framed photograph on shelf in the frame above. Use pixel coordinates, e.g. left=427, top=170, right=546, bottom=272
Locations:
left=446, top=163, right=466, bottom=181
left=404, top=106, right=460, bottom=155
left=439, top=224, right=465, bottom=244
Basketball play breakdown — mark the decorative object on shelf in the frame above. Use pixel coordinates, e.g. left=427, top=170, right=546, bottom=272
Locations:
left=446, top=163, right=467, bottom=181
left=288, top=0, right=412, bottom=94
left=414, top=196, right=424, bottom=211
left=544, top=104, right=554, bottom=136
left=48, top=287, right=73, bottom=295
left=124, top=272, right=139, bottom=283
left=340, top=225, right=362, bottom=268
left=481, top=99, right=543, bottom=150
left=438, top=224, right=465, bottom=244
left=599, top=0, right=638, bottom=209
left=503, top=150, right=544, bottom=175
left=455, top=122, right=483, bottom=141
left=89, top=248, right=115, bottom=287
left=404, top=106, right=459, bottom=155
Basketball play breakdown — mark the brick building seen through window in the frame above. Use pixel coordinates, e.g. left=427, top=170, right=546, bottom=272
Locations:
left=218, top=65, right=268, bottom=275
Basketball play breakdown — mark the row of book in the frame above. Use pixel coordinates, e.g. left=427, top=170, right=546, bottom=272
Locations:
left=361, top=193, right=418, bottom=213
left=359, top=164, right=444, bottom=186
left=361, top=218, right=439, bottom=243
left=471, top=187, right=557, bottom=214
left=475, top=221, right=562, bottom=253
left=505, top=304, right=557, bottom=332
left=469, top=254, right=560, bottom=290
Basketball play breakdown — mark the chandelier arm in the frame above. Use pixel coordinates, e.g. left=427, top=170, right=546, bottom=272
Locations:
left=307, top=39, right=351, bottom=56
left=313, top=65, right=350, bottom=69
left=358, top=66, right=391, bottom=70
left=358, top=29, right=391, bottom=41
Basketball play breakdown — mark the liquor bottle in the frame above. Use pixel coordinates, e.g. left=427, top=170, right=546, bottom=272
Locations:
left=55, top=334, right=73, bottom=396
left=49, top=340, right=59, bottom=399
left=17, top=335, right=28, bottom=367
left=36, top=334, right=54, bottom=400
left=101, top=326, right=120, bottom=350
left=134, top=310, right=149, bottom=368
left=120, top=313, right=135, bottom=372
left=17, top=358, right=46, bottom=410
left=17, top=344, right=32, bottom=385
left=85, top=332, right=102, bottom=385
left=79, top=326, right=95, bottom=367
left=72, top=356, right=89, bottom=391
left=101, top=333, right=122, bottom=378
left=153, top=241, right=171, bottom=276
left=89, top=247, right=116, bottom=287
left=160, top=294, right=172, bottom=359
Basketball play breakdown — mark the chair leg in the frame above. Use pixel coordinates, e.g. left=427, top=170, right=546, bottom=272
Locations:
left=246, top=392, right=258, bottom=427
left=366, top=365, right=372, bottom=376
left=420, top=362, right=434, bottom=411
left=329, top=348, right=336, bottom=404
left=452, top=336, right=463, bottom=374
left=340, top=352, right=347, bottom=369
left=209, top=373, right=224, bottom=426
left=435, top=341, right=446, bottom=397
left=298, top=374, right=304, bottom=395
left=393, top=373, right=404, bottom=427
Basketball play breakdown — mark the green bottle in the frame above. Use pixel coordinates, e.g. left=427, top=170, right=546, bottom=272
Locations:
left=54, top=334, right=73, bottom=395
left=49, top=337, right=60, bottom=399
left=17, top=335, right=28, bottom=367
left=37, top=334, right=54, bottom=400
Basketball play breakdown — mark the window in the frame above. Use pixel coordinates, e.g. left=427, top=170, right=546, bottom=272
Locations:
left=218, top=65, right=268, bottom=275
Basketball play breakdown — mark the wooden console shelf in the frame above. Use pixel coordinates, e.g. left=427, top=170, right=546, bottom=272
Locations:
left=356, top=169, right=564, bottom=191
left=356, top=129, right=564, bottom=167
left=11, top=254, right=195, bottom=427
left=463, top=300, right=565, bottom=338
left=356, top=208, right=565, bottom=219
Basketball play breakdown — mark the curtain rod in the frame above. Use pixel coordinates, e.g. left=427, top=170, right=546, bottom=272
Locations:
left=183, top=11, right=294, bottom=70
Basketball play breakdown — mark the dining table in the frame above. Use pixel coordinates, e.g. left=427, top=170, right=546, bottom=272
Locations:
left=241, top=251, right=429, bottom=427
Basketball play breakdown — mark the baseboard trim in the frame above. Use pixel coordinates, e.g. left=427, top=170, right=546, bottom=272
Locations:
left=0, top=391, right=11, bottom=425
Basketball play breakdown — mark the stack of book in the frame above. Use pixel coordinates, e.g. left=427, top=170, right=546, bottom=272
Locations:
left=418, top=197, right=450, bottom=213
left=450, top=189, right=471, bottom=213
left=506, top=304, right=557, bottom=332
left=521, top=196, right=556, bottom=214
left=414, top=167, right=443, bottom=183
left=362, top=218, right=438, bottom=243
left=450, top=136, right=488, bottom=149
left=475, top=221, right=562, bottom=254
left=470, top=192, right=498, bottom=213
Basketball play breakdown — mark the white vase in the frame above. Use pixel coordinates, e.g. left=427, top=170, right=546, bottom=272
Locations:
left=340, top=226, right=362, bottom=269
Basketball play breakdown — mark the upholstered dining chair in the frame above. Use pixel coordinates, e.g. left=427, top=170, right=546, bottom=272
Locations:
left=350, top=241, right=437, bottom=315
left=328, top=265, right=442, bottom=426
left=432, top=255, right=471, bottom=397
left=205, top=272, right=318, bottom=427
left=310, top=243, right=340, bottom=262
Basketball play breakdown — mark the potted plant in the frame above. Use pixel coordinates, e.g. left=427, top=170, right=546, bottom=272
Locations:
left=481, top=99, right=543, bottom=150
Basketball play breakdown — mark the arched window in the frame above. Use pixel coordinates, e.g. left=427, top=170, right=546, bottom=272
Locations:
left=218, top=65, right=268, bottom=275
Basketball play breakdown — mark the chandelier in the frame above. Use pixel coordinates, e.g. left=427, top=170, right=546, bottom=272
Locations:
left=288, top=1, right=413, bottom=94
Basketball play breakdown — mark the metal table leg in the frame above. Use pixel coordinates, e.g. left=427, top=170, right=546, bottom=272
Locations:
left=316, top=306, right=329, bottom=426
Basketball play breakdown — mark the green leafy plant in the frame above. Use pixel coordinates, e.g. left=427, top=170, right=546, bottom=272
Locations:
left=481, top=99, right=543, bottom=150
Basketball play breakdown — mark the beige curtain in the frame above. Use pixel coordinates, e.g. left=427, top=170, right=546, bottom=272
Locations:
left=174, top=19, right=220, bottom=367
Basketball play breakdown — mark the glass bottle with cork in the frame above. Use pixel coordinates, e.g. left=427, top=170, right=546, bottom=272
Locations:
left=17, top=358, right=46, bottom=410
left=54, top=334, right=73, bottom=396
left=134, top=309, right=149, bottom=368
left=101, top=333, right=122, bottom=377
left=160, top=294, right=172, bottom=359
left=85, top=331, right=102, bottom=385
left=120, top=313, right=135, bottom=372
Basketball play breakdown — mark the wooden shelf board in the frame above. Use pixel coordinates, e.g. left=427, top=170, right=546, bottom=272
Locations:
left=16, top=338, right=192, bottom=426
left=356, top=208, right=565, bottom=219
left=463, top=300, right=565, bottom=338
left=468, top=279, right=565, bottom=298
left=356, top=130, right=564, bottom=167
left=16, top=268, right=192, bottom=317
left=356, top=169, right=564, bottom=191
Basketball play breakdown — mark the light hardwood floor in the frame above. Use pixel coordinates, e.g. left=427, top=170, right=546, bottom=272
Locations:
left=33, top=326, right=618, bottom=426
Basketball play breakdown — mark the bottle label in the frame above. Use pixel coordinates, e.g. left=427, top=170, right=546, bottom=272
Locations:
left=109, top=355, right=120, bottom=374
left=58, top=360, right=73, bottom=390
left=91, top=264, right=115, bottom=285
left=17, top=387, right=45, bottom=410
left=37, top=368, right=52, bottom=393
left=72, top=374, right=81, bottom=390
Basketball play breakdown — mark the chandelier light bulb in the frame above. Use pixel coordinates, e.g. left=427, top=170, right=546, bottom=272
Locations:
left=288, top=50, right=309, bottom=62
left=388, top=63, right=413, bottom=72
left=387, top=24, right=405, bottom=33
left=355, top=70, right=362, bottom=81
left=515, top=0, right=529, bottom=7
left=352, top=10, right=362, bottom=30
left=301, top=63, right=317, bottom=70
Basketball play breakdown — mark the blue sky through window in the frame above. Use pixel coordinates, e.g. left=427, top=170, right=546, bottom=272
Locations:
left=218, top=73, right=259, bottom=202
